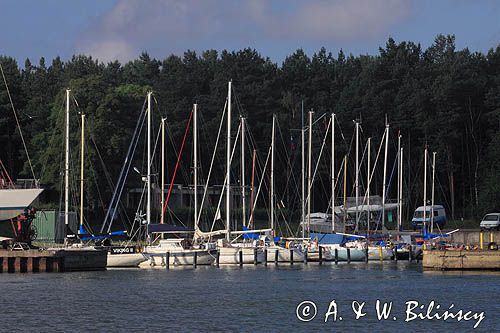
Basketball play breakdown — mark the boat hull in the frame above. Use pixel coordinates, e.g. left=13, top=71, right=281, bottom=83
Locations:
left=367, top=247, right=393, bottom=260
left=323, top=246, right=366, bottom=261
left=265, top=246, right=304, bottom=262
left=217, top=247, right=265, bottom=264
left=107, top=253, right=146, bottom=267
left=141, top=250, right=216, bottom=267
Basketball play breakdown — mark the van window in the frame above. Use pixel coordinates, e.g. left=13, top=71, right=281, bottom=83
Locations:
left=483, top=215, right=499, bottom=221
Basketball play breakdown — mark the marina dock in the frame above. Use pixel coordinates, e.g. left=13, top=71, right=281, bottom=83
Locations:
left=0, top=248, right=107, bottom=273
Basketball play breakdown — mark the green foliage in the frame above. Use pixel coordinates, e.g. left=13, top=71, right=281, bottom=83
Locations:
left=1, top=35, right=499, bottom=221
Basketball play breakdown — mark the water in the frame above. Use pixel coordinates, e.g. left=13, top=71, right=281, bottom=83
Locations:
left=1, top=262, right=498, bottom=332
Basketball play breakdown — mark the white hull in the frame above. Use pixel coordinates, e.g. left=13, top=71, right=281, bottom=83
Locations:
left=107, top=253, right=146, bottom=267
left=0, top=188, right=43, bottom=220
left=140, top=250, right=215, bottom=267
left=323, top=246, right=367, bottom=261
left=217, top=247, right=265, bottom=264
left=265, top=246, right=304, bottom=262
left=367, top=247, right=393, bottom=260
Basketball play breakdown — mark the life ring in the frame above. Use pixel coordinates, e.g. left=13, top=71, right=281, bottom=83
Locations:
left=488, top=242, right=498, bottom=251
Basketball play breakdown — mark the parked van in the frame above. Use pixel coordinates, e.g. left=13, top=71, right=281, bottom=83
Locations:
left=411, top=205, right=447, bottom=230
left=480, top=213, right=500, bottom=230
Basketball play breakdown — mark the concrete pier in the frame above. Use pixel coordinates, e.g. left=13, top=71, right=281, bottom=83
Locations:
left=0, top=248, right=107, bottom=273
left=423, top=250, right=500, bottom=270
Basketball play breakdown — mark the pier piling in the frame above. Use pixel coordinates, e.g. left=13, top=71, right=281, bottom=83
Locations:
left=166, top=252, right=170, bottom=269
left=193, top=251, right=198, bottom=268
left=319, top=246, right=323, bottom=265
left=347, top=248, right=351, bottom=264
left=216, top=250, right=220, bottom=268
left=274, top=249, right=279, bottom=265
left=290, top=249, right=294, bottom=265
left=253, top=248, right=258, bottom=265
left=264, top=249, right=267, bottom=266
left=303, top=248, right=308, bottom=264
left=334, top=248, right=338, bottom=264
left=239, top=250, right=243, bottom=267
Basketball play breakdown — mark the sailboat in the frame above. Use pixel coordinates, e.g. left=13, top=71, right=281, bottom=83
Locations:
left=62, top=89, right=145, bottom=267
left=141, top=99, right=216, bottom=267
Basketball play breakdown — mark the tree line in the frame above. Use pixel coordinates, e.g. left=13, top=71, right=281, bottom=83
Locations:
left=1, top=34, right=499, bottom=225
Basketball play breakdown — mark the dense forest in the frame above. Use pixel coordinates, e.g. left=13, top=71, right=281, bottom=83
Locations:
left=1, top=34, right=499, bottom=228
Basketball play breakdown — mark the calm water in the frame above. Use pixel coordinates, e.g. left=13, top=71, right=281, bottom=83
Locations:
left=0, top=262, right=498, bottom=332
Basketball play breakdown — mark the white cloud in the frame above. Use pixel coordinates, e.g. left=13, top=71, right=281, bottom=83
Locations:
left=75, top=0, right=412, bottom=63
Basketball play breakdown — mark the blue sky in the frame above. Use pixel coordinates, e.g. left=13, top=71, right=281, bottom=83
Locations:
left=1, top=0, right=499, bottom=66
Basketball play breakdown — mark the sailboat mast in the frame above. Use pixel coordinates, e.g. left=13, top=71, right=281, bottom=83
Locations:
left=307, top=110, right=313, bottom=237
left=399, top=146, right=404, bottom=235
left=79, top=112, right=85, bottom=234
left=343, top=155, right=347, bottom=229
left=194, top=104, right=198, bottom=233
left=249, top=149, right=256, bottom=228
left=355, top=121, right=359, bottom=230
left=147, top=91, right=152, bottom=241
left=423, top=146, right=428, bottom=235
left=161, top=117, right=165, bottom=224
left=331, top=113, right=335, bottom=232
left=431, top=151, right=436, bottom=233
left=270, top=114, right=275, bottom=233
left=381, top=124, right=389, bottom=230
left=226, top=81, right=232, bottom=241
left=301, top=101, right=305, bottom=238
left=367, top=137, right=371, bottom=235
left=396, top=133, right=401, bottom=238
left=64, top=89, right=70, bottom=242
left=241, top=116, right=246, bottom=228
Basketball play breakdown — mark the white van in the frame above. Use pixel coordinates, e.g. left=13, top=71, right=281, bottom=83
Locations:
left=480, top=213, right=500, bottom=230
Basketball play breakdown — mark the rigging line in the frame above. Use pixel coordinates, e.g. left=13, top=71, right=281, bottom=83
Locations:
left=196, top=100, right=227, bottom=226
left=102, top=98, right=147, bottom=233
left=0, top=63, right=37, bottom=181
left=162, top=108, right=194, bottom=217
left=208, top=123, right=242, bottom=232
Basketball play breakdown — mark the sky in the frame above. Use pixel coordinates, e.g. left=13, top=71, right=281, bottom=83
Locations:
left=1, top=0, right=499, bottom=66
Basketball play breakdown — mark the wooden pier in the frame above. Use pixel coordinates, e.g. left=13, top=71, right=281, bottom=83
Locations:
left=0, top=248, right=107, bottom=273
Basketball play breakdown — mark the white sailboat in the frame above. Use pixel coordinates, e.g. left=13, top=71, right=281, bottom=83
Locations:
left=141, top=100, right=216, bottom=267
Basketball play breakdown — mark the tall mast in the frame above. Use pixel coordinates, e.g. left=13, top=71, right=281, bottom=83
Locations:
left=194, top=104, right=198, bottom=234
left=301, top=101, right=305, bottom=238
left=307, top=110, right=313, bottom=237
left=146, top=91, right=152, bottom=242
left=343, top=155, right=347, bottom=230
left=270, top=114, right=276, bottom=233
left=399, top=145, right=404, bottom=237
left=367, top=137, right=371, bottom=235
left=79, top=112, right=85, bottom=234
left=396, top=133, right=401, bottom=238
left=226, top=81, right=232, bottom=241
left=64, top=89, right=70, bottom=243
left=423, top=146, right=428, bottom=235
left=381, top=123, right=389, bottom=230
left=431, top=151, right=436, bottom=233
left=241, top=116, right=246, bottom=228
left=161, top=117, right=166, bottom=224
left=249, top=149, right=256, bottom=228
left=355, top=121, right=359, bottom=230
left=331, top=113, right=335, bottom=232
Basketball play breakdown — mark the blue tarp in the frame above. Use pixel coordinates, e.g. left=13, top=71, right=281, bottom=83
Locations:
left=78, top=225, right=126, bottom=241
left=310, top=232, right=345, bottom=245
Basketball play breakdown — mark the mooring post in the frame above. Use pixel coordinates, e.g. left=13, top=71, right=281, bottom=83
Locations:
left=290, top=249, right=294, bottom=265
left=303, top=248, right=308, bottom=265
left=379, top=246, right=383, bottom=261
left=264, top=248, right=268, bottom=266
left=274, top=249, right=279, bottom=265
left=216, top=250, right=220, bottom=268
left=365, top=247, right=369, bottom=263
left=347, top=248, right=351, bottom=264
left=490, top=231, right=494, bottom=244
left=408, top=246, right=413, bottom=262
left=319, top=246, right=323, bottom=265
left=239, top=250, right=243, bottom=267
left=253, top=248, right=258, bottom=265
left=334, top=248, right=338, bottom=264
left=193, top=251, right=198, bottom=268
left=166, top=252, right=170, bottom=269
left=394, top=247, right=398, bottom=262
left=480, top=231, right=484, bottom=250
